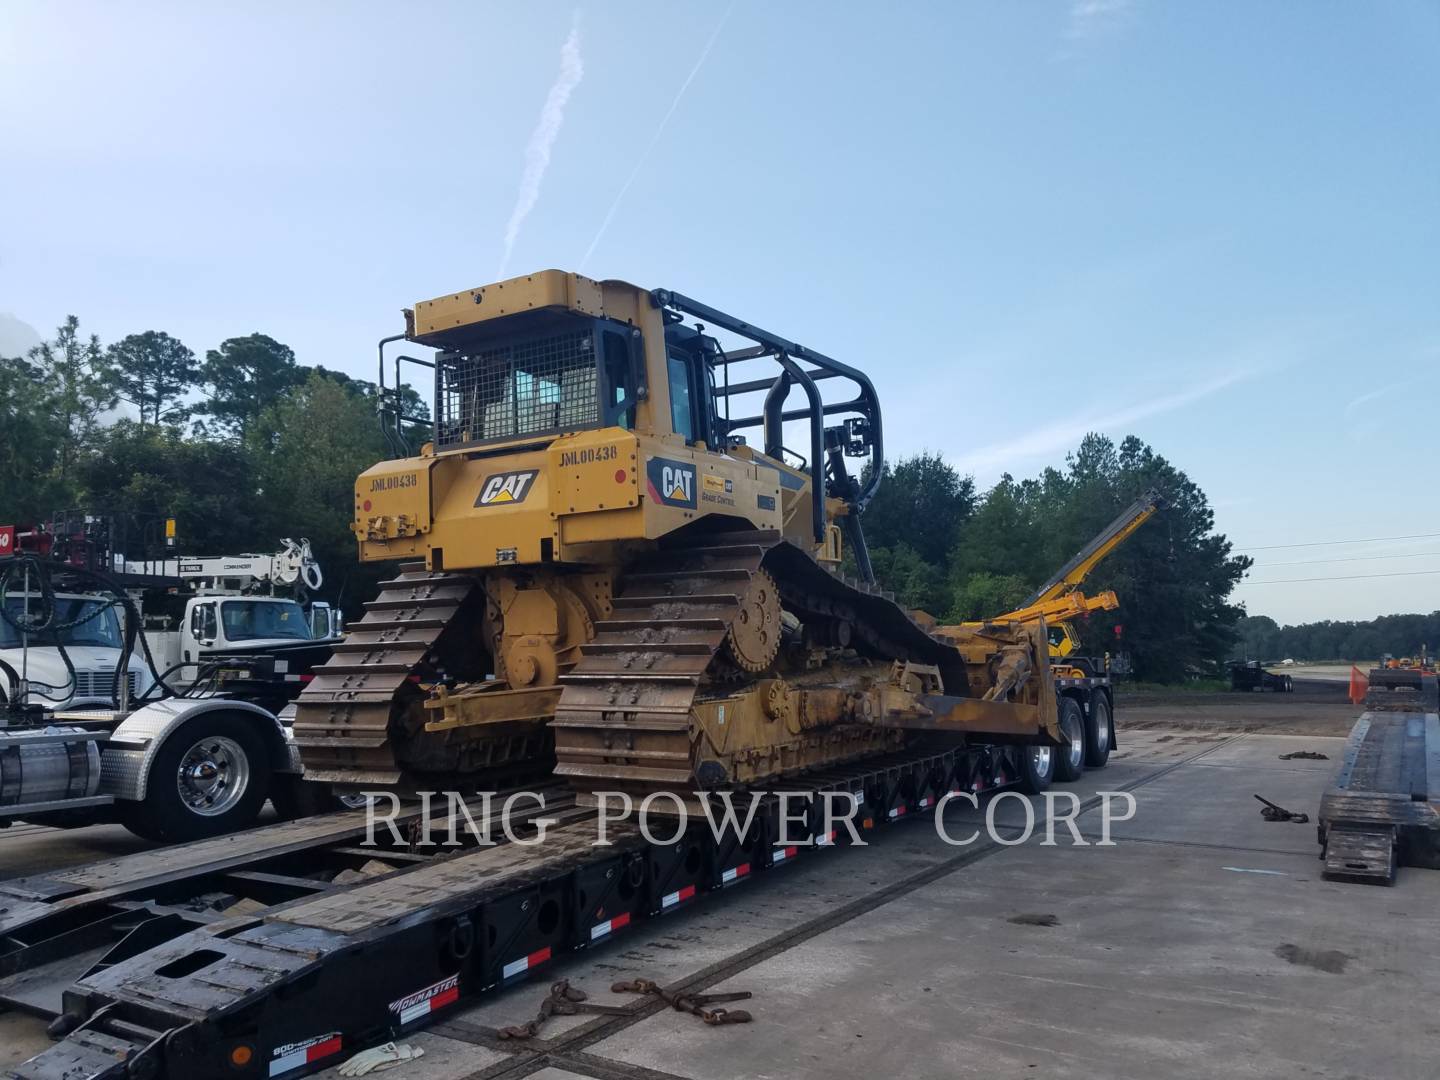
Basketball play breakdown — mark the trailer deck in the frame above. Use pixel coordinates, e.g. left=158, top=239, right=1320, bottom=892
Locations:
left=1318, top=705, right=1440, bottom=884
left=4, top=729, right=1440, bottom=1079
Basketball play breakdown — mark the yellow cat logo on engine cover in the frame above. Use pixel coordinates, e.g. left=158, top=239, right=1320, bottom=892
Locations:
left=476, top=470, right=539, bottom=507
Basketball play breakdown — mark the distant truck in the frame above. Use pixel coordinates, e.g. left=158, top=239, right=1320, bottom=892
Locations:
left=1229, top=660, right=1294, bottom=693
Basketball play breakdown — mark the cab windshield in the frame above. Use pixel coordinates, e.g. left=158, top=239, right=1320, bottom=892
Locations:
left=220, top=600, right=313, bottom=643
left=0, top=596, right=124, bottom=650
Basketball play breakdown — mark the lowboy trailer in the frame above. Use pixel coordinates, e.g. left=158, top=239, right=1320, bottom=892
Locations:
left=1, top=740, right=1094, bottom=1080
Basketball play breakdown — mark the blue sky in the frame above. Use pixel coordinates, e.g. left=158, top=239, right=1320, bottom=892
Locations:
left=1, top=1, right=1436, bottom=624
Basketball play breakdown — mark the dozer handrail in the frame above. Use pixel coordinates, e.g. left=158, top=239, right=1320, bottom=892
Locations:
left=650, top=288, right=885, bottom=513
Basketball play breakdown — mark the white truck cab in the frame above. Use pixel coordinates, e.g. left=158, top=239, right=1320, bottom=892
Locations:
left=0, top=592, right=154, bottom=710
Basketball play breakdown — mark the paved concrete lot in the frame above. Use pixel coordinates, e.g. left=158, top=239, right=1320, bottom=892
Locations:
left=331, top=730, right=1440, bottom=1079
left=4, top=729, right=1437, bottom=1078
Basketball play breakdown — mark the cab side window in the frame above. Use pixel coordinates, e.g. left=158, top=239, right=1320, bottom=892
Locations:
left=668, top=353, right=694, bottom=442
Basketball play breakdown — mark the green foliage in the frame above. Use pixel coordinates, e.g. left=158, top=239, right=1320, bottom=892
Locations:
left=0, top=355, right=69, bottom=519
left=860, top=433, right=1251, bottom=681
left=201, top=334, right=302, bottom=438
left=950, top=571, right=1032, bottom=621
left=76, top=423, right=267, bottom=554
left=1235, top=611, right=1440, bottom=663
left=249, top=371, right=392, bottom=609
left=1, top=317, right=405, bottom=611
left=27, top=316, right=116, bottom=482
left=862, top=452, right=975, bottom=568
left=106, top=331, right=201, bottom=429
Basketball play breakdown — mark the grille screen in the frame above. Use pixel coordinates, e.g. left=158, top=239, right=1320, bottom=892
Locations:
left=437, top=329, right=599, bottom=448
left=72, top=670, right=138, bottom=700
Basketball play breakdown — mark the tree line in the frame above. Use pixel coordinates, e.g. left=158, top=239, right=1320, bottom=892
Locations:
left=1235, top=612, right=1439, bottom=664
left=858, top=434, right=1252, bottom=682
left=1, top=316, right=425, bottom=612
left=3, top=316, right=1253, bottom=679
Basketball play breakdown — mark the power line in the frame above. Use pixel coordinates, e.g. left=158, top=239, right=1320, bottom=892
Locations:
left=1237, top=569, right=1440, bottom=586
left=1236, top=532, right=1440, bottom=552
left=1255, top=552, right=1440, bottom=570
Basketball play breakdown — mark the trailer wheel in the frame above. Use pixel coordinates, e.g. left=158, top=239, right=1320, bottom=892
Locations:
left=1084, top=694, right=1113, bottom=768
left=270, top=776, right=371, bottom=819
left=123, top=713, right=272, bottom=843
left=1055, top=697, right=1086, bottom=782
left=1018, top=742, right=1056, bottom=794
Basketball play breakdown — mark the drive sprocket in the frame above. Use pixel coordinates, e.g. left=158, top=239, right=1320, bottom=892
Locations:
left=725, top=568, right=781, bottom=673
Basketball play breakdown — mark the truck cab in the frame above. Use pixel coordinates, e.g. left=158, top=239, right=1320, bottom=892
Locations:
left=0, top=591, right=154, bottom=711
left=145, top=595, right=342, bottom=680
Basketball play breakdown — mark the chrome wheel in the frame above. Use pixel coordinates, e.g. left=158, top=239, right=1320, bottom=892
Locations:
left=1067, top=723, right=1085, bottom=769
left=1094, top=712, right=1110, bottom=753
left=1030, top=745, right=1052, bottom=775
left=176, top=735, right=250, bottom=817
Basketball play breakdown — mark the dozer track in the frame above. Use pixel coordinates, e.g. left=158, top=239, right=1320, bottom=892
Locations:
left=551, top=531, right=776, bottom=795
left=552, top=528, right=963, bottom=802
left=291, top=562, right=557, bottom=789
left=293, top=563, right=472, bottom=784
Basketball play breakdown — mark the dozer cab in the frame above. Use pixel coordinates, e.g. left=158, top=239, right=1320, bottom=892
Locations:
left=293, top=271, right=1065, bottom=801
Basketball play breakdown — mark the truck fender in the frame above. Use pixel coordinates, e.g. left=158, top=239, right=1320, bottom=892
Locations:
left=101, top=698, right=290, bottom=802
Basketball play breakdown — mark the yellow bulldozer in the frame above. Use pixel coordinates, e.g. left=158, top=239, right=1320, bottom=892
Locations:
left=293, top=271, right=1072, bottom=802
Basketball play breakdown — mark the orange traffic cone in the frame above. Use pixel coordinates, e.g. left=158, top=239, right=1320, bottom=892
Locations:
left=1348, top=665, right=1369, bottom=706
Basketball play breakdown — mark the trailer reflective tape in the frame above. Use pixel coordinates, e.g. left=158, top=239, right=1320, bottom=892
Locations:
left=390, top=974, right=459, bottom=1026
left=661, top=884, right=697, bottom=909
left=888, top=804, right=907, bottom=819
left=917, top=796, right=933, bottom=809
left=269, top=1033, right=341, bottom=1077
left=501, top=947, right=552, bottom=980
left=590, top=911, right=632, bottom=941
left=770, top=846, right=798, bottom=864
left=815, top=830, right=837, bottom=847
left=720, top=862, right=751, bottom=884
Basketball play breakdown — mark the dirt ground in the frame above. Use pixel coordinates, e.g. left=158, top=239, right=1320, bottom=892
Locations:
left=1117, top=677, right=1359, bottom=738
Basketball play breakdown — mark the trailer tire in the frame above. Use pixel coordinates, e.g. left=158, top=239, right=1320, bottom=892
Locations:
left=1055, top=697, right=1086, bottom=782
left=1084, top=694, right=1113, bottom=768
left=123, top=713, right=272, bottom=843
left=1018, top=742, right=1056, bottom=794
left=270, top=776, right=370, bottom=819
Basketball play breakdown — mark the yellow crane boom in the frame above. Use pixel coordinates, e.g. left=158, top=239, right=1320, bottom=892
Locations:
left=988, top=489, right=1165, bottom=660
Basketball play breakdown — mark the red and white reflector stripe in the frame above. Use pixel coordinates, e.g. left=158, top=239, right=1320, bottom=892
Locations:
left=590, top=911, right=632, bottom=941
left=269, top=1033, right=342, bottom=1077
left=887, top=804, right=907, bottom=819
left=501, top=946, right=552, bottom=981
left=816, top=830, right=838, bottom=847
left=917, top=796, right=933, bottom=809
left=661, top=884, right=697, bottom=909
left=390, top=974, right=459, bottom=1026
left=771, top=845, right=799, bottom=864
left=720, top=862, right=751, bottom=885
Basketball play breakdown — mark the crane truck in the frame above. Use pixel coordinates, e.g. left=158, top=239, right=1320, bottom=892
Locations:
left=0, top=532, right=343, bottom=841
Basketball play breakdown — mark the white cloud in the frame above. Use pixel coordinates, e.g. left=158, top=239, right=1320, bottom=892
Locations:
left=1068, top=0, right=1132, bottom=39
left=497, top=11, right=584, bottom=279
left=950, top=368, right=1253, bottom=476
left=1343, top=380, right=1405, bottom=421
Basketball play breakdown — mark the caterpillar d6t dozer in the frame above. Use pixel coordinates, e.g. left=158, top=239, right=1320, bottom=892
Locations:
left=293, top=271, right=1064, bottom=801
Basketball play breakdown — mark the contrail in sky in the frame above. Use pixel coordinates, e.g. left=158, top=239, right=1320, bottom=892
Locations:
left=951, top=369, right=1253, bottom=476
left=499, top=11, right=584, bottom=279
left=579, top=3, right=735, bottom=272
